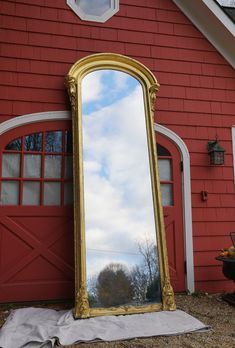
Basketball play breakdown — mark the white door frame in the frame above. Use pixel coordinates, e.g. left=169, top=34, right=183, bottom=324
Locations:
left=155, top=124, right=194, bottom=293
left=0, top=112, right=195, bottom=293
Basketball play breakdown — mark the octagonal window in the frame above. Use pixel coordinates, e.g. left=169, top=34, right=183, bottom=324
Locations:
left=67, top=0, right=119, bottom=23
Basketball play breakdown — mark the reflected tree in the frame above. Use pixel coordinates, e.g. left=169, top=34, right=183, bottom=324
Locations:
left=25, top=133, right=42, bottom=151
left=130, top=264, right=148, bottom=303
left=87, top=275, right=98, bottom=306
left=146, top=276, right=160, bottom=301
left=88, top=240, right=161, bottom=308
left=5, top=137, right=22, bottom=151
left=131, top=239, right=160, bottom=303
left=138, top=239, right=158, bottom=284
left=96, top=263, right=134, bottom=307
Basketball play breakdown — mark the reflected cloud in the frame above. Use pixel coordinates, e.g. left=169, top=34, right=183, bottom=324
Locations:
left=82, top=70, right=158, bottom=287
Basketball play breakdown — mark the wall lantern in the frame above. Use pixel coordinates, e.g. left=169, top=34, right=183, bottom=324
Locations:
left=207, top=139, right=225, bottom=165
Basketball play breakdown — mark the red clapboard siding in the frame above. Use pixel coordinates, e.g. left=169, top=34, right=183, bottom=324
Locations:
left=1, top=0, right=235, bottom=294
left=196, top=280, right=234, bottom=293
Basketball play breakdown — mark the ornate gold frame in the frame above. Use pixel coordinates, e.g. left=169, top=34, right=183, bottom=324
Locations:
left=65, top=53, right=176, bottom=318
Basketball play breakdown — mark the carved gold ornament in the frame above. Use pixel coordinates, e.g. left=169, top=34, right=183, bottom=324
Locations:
left=149, top=83, right=160, bottom=112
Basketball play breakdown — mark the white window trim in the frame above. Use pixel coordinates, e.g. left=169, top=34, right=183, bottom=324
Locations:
left=0, top=111, right=71, bottom=136
left=155, top=124, right=194, bottom=294
left=67, top=0, right=119, bottom=23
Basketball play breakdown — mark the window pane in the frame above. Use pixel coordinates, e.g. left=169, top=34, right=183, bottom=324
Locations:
left=158, top=159, right=172, bottom=181
left=23, top=154, right=41, bottom=178
left=64, top=156, right=73, bottom=179
left=78, top=0, right=110, bottom=16
left=2, top=154, right=21, bottom=178
left=161, top=184, right=173, bottom=206
left=44, top=182, right=61, bottom=205
left=45, top=131, right=62, bottom=152
left=5, top=137, right=22, bottom=151
left=157, top=144, right=170, bottom=156
left=1, top=181, right=19, bottom=205
left=44, top=155, right=62, bottom=178
left=65, top=130, right=72, bottom=153
left=24, top=133, right=42, bottom=151
left=64, top=182, right=73, bottom=205
left=22, top=181, right=40, bottom=205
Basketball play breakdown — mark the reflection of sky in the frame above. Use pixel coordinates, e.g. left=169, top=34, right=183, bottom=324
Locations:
left=82, top=70, right=138, bottom=114
left=82, top=70, right=157, bottom=278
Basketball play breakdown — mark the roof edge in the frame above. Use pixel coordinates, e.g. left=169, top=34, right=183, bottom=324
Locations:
left=172, top=0, right=235, bottom=69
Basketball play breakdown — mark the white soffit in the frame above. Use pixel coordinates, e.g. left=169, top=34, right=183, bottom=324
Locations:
left=172, top=0, right=235, bottom=69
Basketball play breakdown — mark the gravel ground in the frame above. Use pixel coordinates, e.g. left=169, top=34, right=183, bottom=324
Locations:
left=0, top=293, right=234, bottom=347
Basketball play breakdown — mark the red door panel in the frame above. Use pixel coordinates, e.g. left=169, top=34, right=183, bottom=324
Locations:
left=0, top=121, right=74, bottom=303
left=157, top=133, right=185, bottom=292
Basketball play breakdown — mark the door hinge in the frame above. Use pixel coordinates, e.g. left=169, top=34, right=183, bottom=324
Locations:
left=180, top=161, right=183, bottom=172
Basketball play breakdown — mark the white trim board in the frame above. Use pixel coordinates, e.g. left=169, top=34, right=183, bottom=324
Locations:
left=0, top=111, right=71, bottom=135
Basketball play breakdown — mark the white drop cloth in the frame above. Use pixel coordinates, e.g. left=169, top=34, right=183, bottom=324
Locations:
left=0, top=308, right=209, bottom=348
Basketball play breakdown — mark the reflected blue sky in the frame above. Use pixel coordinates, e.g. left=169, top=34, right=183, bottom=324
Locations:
left=82, top=70, right=139, bottom=115
left=82, top=70, right=158, bottom=281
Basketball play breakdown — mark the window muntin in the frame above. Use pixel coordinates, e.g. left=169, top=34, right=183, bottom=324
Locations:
left=0, top=130, right=73, bottom=206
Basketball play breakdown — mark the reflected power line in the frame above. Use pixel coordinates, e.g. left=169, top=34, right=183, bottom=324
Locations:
left=87, top=248, right=140, bottom=256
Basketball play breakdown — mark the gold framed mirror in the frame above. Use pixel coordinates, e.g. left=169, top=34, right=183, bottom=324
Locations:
left=65, top=53, right=175, bottom=318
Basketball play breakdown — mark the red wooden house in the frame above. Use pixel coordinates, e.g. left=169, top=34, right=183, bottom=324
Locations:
left=1, top=0, right=235, bottom=303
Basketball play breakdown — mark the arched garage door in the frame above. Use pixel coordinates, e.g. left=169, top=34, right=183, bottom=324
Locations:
left=0, top=120, right=74, bottom=303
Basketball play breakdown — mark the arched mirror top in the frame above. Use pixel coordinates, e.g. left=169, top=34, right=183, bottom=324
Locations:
left=68, top=53, right=159, bottom=87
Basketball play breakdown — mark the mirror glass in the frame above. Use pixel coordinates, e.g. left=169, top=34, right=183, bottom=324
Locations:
left=81, top=70, right=161, bottom=308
